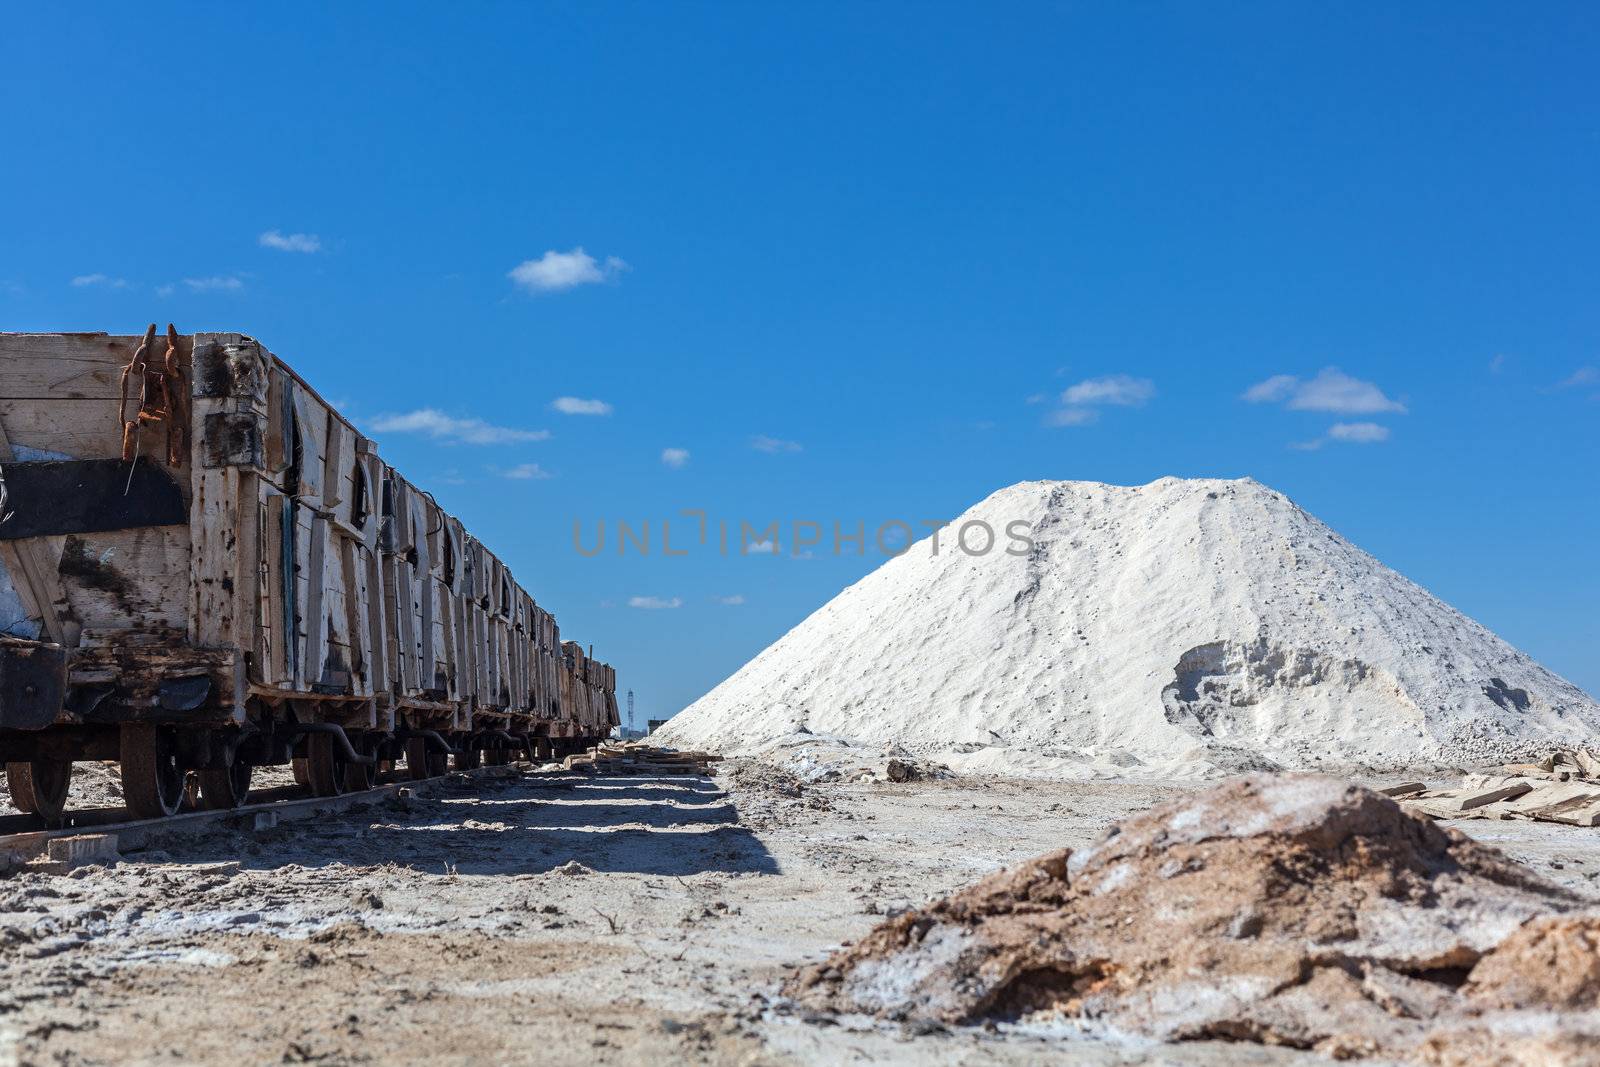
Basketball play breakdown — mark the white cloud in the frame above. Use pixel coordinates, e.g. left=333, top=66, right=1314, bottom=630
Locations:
left=508, top=248, right=629, bottom=293
left=746, top=539, right=778, bottom=554
left=1046, top=407, right=1099, bottom=427
left=1242, top=374, right=1299, bottom=404
left=1326, top=421, right=1391, bottom=443
left=751, top=435, right=802, bottom=453
left=1557, top=366, right=1598, bottom=389
left=661, top=447, right=690, bottom=468
left=259, top=230, right=321, bottom=253
left=628, top=596, right=682, bottom=610
left=1060, top=374, right=1155, bottom=407
left=369, top=408, right=552, bottom=446
left=1244, top=367, right=1406, bottom=414
left=713, top=594, right=745, bottom=606
left=70, top=273, right=130, bottom=289
left=1045, top=374, right=1155, bottom=427
left=155, top=284, right=175, bottom=298
left=1292, top=421, right=1393, bottom=450
left=184, top=276, right=244, bottom=292
left=1488, top=354, right=1506, bottom=374
left=503, top=463, right=554, bottom=480
left=551, top=396, right=614, bottom=416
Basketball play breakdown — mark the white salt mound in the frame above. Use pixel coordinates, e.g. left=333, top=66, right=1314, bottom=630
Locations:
left=659, top=477, right=1600, bottom=777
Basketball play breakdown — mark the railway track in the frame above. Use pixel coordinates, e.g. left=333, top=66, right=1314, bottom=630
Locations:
left=0, top=761, right=527, bottom=870
left=3, top=742, right=713, bottom=868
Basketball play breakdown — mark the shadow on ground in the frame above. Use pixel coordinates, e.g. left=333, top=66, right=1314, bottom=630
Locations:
left=133, top=771, right=781, bottom=878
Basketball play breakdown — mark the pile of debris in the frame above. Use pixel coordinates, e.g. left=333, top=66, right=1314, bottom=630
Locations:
left=1389, top=749, right=1600, bottom=825
left=786, top=774, right=1600, bottom=1063
left=560, top=742, right=718, bottom=777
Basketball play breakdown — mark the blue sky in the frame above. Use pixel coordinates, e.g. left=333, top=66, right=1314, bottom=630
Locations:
left=4, top=3, right=1597, bottom=714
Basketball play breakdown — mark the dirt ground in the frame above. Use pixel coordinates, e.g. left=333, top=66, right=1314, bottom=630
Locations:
left=1, top=762, right=1595, bottom=1066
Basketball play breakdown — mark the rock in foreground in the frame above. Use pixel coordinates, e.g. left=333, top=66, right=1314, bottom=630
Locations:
left=788, top=774, right=1600, bottom=1062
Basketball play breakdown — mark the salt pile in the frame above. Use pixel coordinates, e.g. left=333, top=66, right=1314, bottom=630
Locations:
left=659, top=478, right=1600, bottom=775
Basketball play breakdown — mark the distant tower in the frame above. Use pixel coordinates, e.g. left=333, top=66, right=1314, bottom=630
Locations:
left=627, top=689, right=635, bottom=733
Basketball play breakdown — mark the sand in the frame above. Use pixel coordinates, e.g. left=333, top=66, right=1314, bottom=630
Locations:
left=3, top=764, right=1597, bottom=1065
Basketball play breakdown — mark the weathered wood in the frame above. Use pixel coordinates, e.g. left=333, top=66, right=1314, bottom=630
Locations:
left=359, top=539, right=389, bottom=703
left=265, top=367, right=291, bottom=476
left=302, top=513, right=330, bottom=692
left=338, top=536, right=366, bottom=696
left=415, top=494, right=438, bottom=691
left=58, top=526, right=190, bottom=645
left=321, top=416, right=347, bottom=510
left=388, top=553, right=419, bottom=692
left=0, top=417, right=67, bottom=643
left=1534, top=799, right=1600, bottom=827
left=0, top=334, right=131, bottom=400
left=293, top=389, right=327, bottom=505
left=0, top=402, right=127, bottom=461
left=1496, top=763, right=1563, bottom=781
left=260, top=491, right=291, bottom=686
left=1, top=333, right=193, bottom=462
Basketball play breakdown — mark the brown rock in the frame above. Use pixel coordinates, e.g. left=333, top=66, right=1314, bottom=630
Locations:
left=1465, top=916, right=1600, bottom=1010
left=788, top=774, right=1588, bottom=1059
left=1417, top=1028, right=1600, bottom=1067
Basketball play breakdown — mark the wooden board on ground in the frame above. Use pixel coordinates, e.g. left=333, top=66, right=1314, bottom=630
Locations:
left=1398, top=751, right=1600, bottom=828
left=560, top=743, right=717, bottom=777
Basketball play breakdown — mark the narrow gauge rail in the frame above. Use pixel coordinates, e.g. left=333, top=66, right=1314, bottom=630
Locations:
left=0, top=760, right=539, bottom=866
left=0, top=329, right=619, bottom=825
left=0, top=785, right=322, bottom=838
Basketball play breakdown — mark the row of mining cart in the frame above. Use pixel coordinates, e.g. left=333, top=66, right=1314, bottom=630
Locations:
left=1389, top=749, right=1600, bottom=826
left=0, top=329, right=620, bottom=822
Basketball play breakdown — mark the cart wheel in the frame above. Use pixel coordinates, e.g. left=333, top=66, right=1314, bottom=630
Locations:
left=121, top=724, right=185, bottom=819
left=292, top=756, right=310, bottom=787
left=6, top=762, right=38, bottom=813
left=198, top=754, right=253, bottom=809
left=6, top=759, right=72, bottom=824
left=405, top=737, right=433, bottom=781
left=453, top=744, right=481, bottom=772
left=306, top=733, right=347, bottom=797
left=345, top=735, right=378, bottom=792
